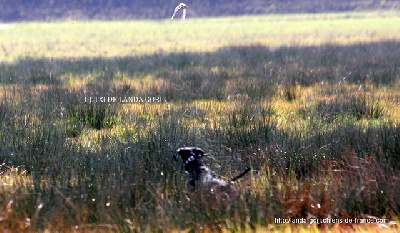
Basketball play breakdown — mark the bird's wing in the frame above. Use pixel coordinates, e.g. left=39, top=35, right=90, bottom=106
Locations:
left=181, top=8, right=186, bottom=21
left=171, top=4, right=181, bottom=19
left=171, top=7, right=179, bottom=19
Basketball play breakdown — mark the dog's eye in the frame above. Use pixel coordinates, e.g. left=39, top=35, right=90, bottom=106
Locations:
left=187, top=156, right=195, bottom=162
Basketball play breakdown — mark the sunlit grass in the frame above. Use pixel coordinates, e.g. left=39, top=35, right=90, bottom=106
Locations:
left=0, top=11, right=399, bottom=62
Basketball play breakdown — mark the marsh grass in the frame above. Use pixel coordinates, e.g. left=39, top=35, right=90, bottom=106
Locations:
left=314, top=94, right=387, bottom=122
left=0, top=13, right=400, bottom=232
left=0, top=44, right=398, bottom=231
left=66, top=102, right=119, bottom=137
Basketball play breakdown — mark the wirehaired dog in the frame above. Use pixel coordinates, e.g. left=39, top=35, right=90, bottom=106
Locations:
left=173, top=147, right=251, bottom=192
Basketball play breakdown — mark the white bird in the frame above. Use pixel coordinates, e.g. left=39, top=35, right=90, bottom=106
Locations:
left=171, top=3, right=188, bottom=21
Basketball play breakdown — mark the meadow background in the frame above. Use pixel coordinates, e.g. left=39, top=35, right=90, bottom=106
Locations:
left=0, top=7, right=400, bottom=233
left=0, top=0, right=399, bottom=21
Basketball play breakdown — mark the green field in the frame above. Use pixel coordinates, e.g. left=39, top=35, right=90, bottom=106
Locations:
left=1, top=11, right=400, bottom=62
left=0, top=11, right=399, bottom=232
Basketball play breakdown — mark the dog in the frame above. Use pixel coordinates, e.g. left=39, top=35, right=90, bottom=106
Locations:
left=173, top=147, right=251, bottom=191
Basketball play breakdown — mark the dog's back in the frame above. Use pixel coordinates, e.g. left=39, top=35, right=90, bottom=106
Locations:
left=173, top=147, right=250, bottom=192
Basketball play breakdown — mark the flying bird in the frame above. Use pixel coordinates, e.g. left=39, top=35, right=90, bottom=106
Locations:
left=171, top=3, right=188, bottom=21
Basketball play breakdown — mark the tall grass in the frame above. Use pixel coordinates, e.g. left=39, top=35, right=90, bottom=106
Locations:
left=0, top=13, right=399, bottom=232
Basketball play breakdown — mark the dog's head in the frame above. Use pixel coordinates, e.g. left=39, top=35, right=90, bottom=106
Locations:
left=173, top=147, right=207, bottom=175
left=173, top=147, right=205, bottom=163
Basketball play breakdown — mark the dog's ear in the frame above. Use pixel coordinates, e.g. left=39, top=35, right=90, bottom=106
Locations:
left=174, top=147, right=193, bottom=162
left=191, top=147, right=205, bottom=158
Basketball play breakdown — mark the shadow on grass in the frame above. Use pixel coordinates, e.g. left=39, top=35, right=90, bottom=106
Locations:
left=0, top=41, right=399, bottom=101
